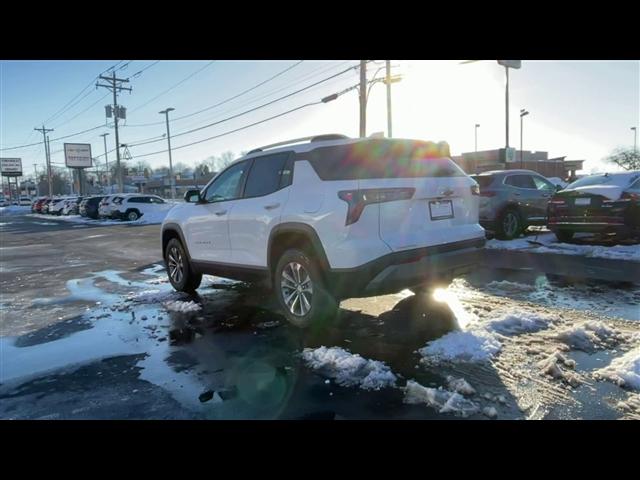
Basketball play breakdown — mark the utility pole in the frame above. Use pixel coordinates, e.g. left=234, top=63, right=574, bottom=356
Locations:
left=34, top=125, right=53, bottom=196
left=632, top=127, right=637, bottom=152
left=359, top=60, right=367, bottom=138
left=100, top=133, right=110, bottom=191
left=159, top=108, right=176, bottom=199
left=505, top=66, right=510, bottom=148
left=520, top=109, right=529, bottom=168
left=33, top=163, right=39, bottom=196
left=385, top=60, right=392, bottom=138
left=96, top=72, right=131, bottom=194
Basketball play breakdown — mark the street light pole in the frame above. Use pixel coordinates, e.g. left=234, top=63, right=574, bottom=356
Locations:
left=386, top=60, right=392, bottom=138
left=632, top=127, right=638, bottom=152
left=520, top=109, right=529, bottom=168
left=359, top=61, right=367, bottom=138
left=100, top=133, right=110, bottom=191
left=475, top=124, right=480, bottom=153
left=159, top=108, right=176, bottom=199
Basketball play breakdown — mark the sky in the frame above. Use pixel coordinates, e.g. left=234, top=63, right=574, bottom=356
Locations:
left=1, top=59, right=638, bottom=179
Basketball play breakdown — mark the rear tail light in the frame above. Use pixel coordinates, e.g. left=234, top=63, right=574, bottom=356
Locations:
left=338, top=187, right=415, bottom=225
left=606, top=192, right=640, bottom=203
left=548, top=198, right=566, bottom=205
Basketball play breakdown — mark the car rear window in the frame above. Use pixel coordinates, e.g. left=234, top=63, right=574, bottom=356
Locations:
left=303, top=140, right=465, bottom=180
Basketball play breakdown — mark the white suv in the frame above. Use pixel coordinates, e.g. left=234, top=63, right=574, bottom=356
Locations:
left=111, top=194, right=171, bottom=221
left=161, top=135, right=485, bottom=326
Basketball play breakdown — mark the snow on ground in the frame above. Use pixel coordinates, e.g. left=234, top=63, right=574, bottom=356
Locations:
left=404, top=380, right=480, bottom=417
left=446, top=376, right=476, bottom=395
left=486, top=232, right=640, bottom=262
left=537, top=351, right=581, bottom=387
left=301, top=346, right=397, bottom=390
left=419, top=329, right=502, bottom=364
left=484, top=312, right=558, bottom=336
left=593, top=347, right=640, bottom=390
left=163, top=300, right=202, bottom=313
left=0, top=205, right=31, bottom=216
left=555, top=321, right=624, bottom=352
left=123, top=289, right=188, bottom=305
left=27, top=209, right=170, bottom=225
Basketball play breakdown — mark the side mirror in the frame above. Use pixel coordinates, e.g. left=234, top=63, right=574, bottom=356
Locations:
left=184, top=189, right=201, bottom=203
left=555, top=184, right=563, bottom=191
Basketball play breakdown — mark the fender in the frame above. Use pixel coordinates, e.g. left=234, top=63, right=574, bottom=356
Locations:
left=267, top=222, right=331, bottom=275
left=161, top=222, right=193, bottom=263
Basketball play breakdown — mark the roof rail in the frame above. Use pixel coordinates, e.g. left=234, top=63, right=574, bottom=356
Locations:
left=248, top=134, right=350, bottom=154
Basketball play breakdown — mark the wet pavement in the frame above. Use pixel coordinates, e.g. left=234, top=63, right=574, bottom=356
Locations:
left=1, top=214, right=639, bottom=420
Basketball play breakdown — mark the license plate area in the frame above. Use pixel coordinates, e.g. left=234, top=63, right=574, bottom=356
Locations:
left=574, top=198, right=591, bottom=206
left=429, top=200, right=454, bottom=220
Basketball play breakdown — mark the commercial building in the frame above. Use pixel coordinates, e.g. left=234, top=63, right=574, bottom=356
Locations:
left=451, top=149, right=584, bottom=181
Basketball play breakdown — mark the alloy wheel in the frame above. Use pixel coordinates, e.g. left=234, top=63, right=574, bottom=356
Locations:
left=280, top=262, right=313, bottom=316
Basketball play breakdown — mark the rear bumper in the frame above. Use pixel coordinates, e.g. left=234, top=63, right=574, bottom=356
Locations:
left=327, top=237, right=485, bottom=298
left=548, top=220, right=633, bottom=234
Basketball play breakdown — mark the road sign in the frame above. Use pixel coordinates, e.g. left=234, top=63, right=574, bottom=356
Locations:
left=129, top=175, right=147, bottom=183
left=1, top=158, right=23, bottom=177
left=64, top=143, right=93, bottom=168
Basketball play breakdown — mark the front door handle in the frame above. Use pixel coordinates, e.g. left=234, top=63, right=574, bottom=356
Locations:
left=264, top=203, right=280, bottom=210
left=214, top=210, right=227, bottom=216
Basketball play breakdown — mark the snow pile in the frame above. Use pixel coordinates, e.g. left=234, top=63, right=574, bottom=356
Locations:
left=486, top=280, right=536, bottom=294
left=163, top=300, right=202, bottom=313
left=0, top=205, right=31, bottom=216
left=484, top=312, right=556, bottom=336
left=446, top=375, right=476, bottom=395
left=486, top=232, right=640, bottom=263
left=301, top=346, right=397, bottom=390
left=27, top=208, right=170, bottom=225
left=593, top=347, right=640, bottom=390
left=537, top=351, right=581, bottom=387
left=419, top=329, right=502, bottom=364
left=555, top=321, right=622, bottom=351
left=404, top=380, right=480, bottom=417
left=124, top=289, right=188, bottom=305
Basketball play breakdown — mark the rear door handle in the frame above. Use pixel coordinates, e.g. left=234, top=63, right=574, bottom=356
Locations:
left=214, top=210, right=227, bottom=216
left=264, top=203, right=280, bottom=210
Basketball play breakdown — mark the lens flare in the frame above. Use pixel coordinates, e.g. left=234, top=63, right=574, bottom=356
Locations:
left=432, top=287, right=474, bottom=329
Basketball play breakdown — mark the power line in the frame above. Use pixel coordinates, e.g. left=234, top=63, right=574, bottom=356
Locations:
left=131, top=60, right=161, bottom=78
left=128, top=61, right=216, bottom=114
left=50, top=93, right=110, bottom=129
left=132, top=101, right=322, bottom=158
left=127, top=63, right=360, bottom=148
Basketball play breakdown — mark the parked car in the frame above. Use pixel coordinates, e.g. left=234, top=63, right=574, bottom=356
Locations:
left=41, top=198, right=55, bottom=214
left=98, top=195, right=119, bottom=219
left=32, top=197, right=49, bottom=213
left=18, top=196, right=32, bottom=206
left=0, top=196, right=11, bottom=207
left=62, top=196, right=83, bottom=215
left=47, top=197, right=69, bottom=216
left=112, top=194, right=171, bottom=221
left=161, top=135, right=485, bottom=327
left=79, top=196, right=104, bottom=219
left=547, top=171, right=640, bottom=242
left=547, top=177, right=568, bottom=189
left=471, top=169, right=559, bottom=240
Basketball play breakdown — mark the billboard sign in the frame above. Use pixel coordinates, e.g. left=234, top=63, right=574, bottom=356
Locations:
left=64, top=143, right=93, bottom=168
left=0, top=158, right=23, bottom=177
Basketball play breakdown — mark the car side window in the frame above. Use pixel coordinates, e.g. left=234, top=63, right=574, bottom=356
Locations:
left=532, top=176, right=555, bottom=191
left=243, top=152, right=291, bottom=198
left=630, top=178, right=640, bottom=190
left=203, top=161, right=248, bottom=203
left=150, top=197, right=165, bottom=204
left=505, top=175, right=536, bottom=189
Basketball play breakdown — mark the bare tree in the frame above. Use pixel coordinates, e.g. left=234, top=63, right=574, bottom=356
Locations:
left=606, top=147, right=640, bottom=171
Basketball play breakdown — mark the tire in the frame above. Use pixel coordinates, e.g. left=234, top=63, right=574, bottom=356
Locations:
left=274, top=248, right=337, bottom=328
left=165, top=238, right=202, bottom=293
left=495, top=208, right=522, bottom=240
left=125, top=209, right=140, bottom=221
left=554, top=229, right=574, bottom=243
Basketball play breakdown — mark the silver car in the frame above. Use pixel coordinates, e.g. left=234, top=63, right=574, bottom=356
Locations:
left=471, top=169, right=560, bottom=239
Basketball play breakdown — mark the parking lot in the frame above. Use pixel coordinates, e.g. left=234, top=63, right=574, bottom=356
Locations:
left=1, top=212, right=639, bottom=420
